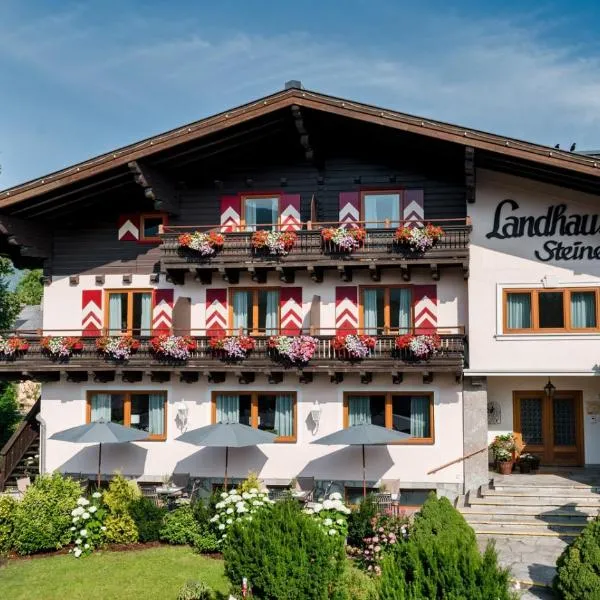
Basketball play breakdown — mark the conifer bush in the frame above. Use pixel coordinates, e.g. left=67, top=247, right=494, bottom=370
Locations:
left=378, top=495, right=516, bottom=600
left=223, top=499, right=346, bottom=600
left=129, top=496, right=166, bottom=542
left=0, top=494, right=17, bottom=553
left=554, top=517, right=600, bottom=599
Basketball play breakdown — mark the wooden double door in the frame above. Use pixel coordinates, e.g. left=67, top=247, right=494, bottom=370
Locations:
left=513, top=391, right=584, bottom=466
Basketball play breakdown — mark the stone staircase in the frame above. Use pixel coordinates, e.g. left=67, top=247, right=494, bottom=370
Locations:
left=458, top=472, right=600, bottom=597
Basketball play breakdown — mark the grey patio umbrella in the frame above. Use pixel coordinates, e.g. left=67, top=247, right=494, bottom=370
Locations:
left=50, top=419, right=148, bottom=487
left=176, top=423, right=277, bottom=487
left=312, top=423, right=410, bottom=498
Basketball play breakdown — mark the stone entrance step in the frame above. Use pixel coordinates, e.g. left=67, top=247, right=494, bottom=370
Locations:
left=470, top=522, right=581, bottom=537
left=461, top=504, right=600, bottom=516
left=488, top=486, right=600, bottom=496
left=463, top=513, right=590, bottom=525
left=469, top=495, right=600, bottom=507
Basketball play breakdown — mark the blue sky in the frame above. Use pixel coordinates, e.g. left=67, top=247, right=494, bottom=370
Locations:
left=2, top=0, right=600, bottom=189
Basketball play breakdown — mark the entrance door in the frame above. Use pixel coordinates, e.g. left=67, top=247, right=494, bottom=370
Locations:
left=513, top=391, right=584, bottom=466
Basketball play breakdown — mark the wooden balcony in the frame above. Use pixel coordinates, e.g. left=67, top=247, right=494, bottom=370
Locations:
left=160, top=219, right=471, bottom=283
left=0, top=329, right=466, bottom=384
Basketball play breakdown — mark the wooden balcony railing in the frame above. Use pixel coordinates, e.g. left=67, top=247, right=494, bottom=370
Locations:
left=160, top=219, right=471, bottom=269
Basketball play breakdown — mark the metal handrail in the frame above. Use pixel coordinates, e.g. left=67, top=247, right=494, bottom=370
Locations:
left=427, top=445, right=489, bottom=475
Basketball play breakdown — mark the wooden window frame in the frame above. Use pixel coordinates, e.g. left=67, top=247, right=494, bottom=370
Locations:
left=211, top=391, right=297, bottom=443
left=104, top=289, right=154, bottom=335
left=228, top=287, right=280, bottom=335
left=86, top=390, right=167, bottom=441
left=343, top=392, right=434, bottom=445
left=360, top=190, right=403, bottom=227
left=503, top=287, right=600, bottom=334
left=358, top=285, right=413, bottom=334
left=139, top=213, right=168, bottom=243
left=240, top=194, right=281, bottom=231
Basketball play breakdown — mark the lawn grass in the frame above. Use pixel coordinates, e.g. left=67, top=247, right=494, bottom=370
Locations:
left=0, top=545, right=229, bottom=600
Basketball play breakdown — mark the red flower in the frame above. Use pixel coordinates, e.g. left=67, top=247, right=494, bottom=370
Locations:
left=178, top=233, right=192, bottom=247
left=321, top=228, right=335, bottom=241
left=395, top=334, right=413, bottom=349
left=251, top=230, right=269, bottom=248
left=359, top=335, right=376, bottom=349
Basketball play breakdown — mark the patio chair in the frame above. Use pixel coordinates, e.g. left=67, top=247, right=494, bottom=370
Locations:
left=140, top=485, right=161, bottom=507
left=294, top=476, right=315, bottom=502
left=373, top=492, right=393, bottom=513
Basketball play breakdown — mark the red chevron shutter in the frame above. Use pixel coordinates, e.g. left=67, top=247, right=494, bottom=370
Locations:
left=335, top=286, right=358, bottom=334
left=220, top=195, right=241, bottom=232
left=82, top=290, right=103, bottom=337
left=117, top=214, right=140, bottom=241
left=152, top=289, right=174, bottom=335
left=403, top=189, right=424, bottom=224
left=280, top=288, right=302, bottom=334
left=412, top=285, right=437, bottom=334
left=338, top=192, right=359, bottom=226
left=280, top=194, right=301, bottom=231
left=206, top=289, right=228, bottom=335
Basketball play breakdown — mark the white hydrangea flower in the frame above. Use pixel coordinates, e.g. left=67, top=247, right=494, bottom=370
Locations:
left=82, top=512, right=90, bottom=520
left=323, top=518, right=333, bottom=527
left=101, top=526, right=107, bottom=531
left=237, top=505, right=247, bottom=513
left=329, top=492, right=342, bottom=501
left=218, top=524, right=225, bottom=530
left=215, top=502, right=224, bottom=509
left=322, top=500, right=334, bottom=510
left=92, top=492, right=102, bottom=499
left=74, top=548, right=82, bottom=557
left=328, top=529, right=337, bottom=536
left=336, top=519, right=345, bottom=525
left=242, top=492, right=251, bottom=499
left=88, top=506, right=97, bottom=513
left=220, top=492, right=228, bottom=499
left=73, top=517, right=80, bottom=523
left=210, top=515, right=219, bottom=523
left=249, top=488, right=259, bottom=494
left=312, top=503, right=323, bottom=513
left=75, top=538, right=82, bottom=544
left=226, top=508, right=234, bottom=514
left=84, top=544, right=90, bottom=549
left=80, top=529, right=87, bottom=537
left=226, top=518, right=233, bottom=525
left=77, top=497, right=90, bottom=506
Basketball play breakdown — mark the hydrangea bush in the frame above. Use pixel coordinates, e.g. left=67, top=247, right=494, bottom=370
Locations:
left=304, top=492, right=351, bottom=537
left=268, top=335, right=318, bottom=366
left=210, top=487, right=274, bottom=543
left=69, top=492, right=107, bottom=558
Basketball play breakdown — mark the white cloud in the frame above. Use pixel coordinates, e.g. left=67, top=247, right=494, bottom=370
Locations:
left=1, top=5, right=600, bottom=187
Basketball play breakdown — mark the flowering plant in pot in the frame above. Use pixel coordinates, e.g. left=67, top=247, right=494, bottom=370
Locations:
left=209, top=335, right=255, bottom=361
left=177, top=230, right=224, bottom=257
left=41, top=336, right=83, bottom=359
left=394, top=333, right=441, bottom=360
left=321, top=226, right=366, bottom=252
left=394, top=223, right=444, bottom=252
left=251, top=230, right=297, bottom=256
left=268, top=335, right=318, bottom=367
left=517, top=453, right=540, bottom=473
left=95, top=335, right=140, bottom=361
left=149, top=335, right=197, bottom=361
left=0, top=336, right=29, bottom=358
left=490, top=433, right=517, bottom=474
left=332, top=334, right=376, bottom=360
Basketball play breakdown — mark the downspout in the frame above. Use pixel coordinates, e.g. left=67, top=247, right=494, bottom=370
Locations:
left=35, top=412, right=46, bottom=476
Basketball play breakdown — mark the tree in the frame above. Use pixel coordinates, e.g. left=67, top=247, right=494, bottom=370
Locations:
left=0, top=258, right=21, bottom=330
left=0, top=384, right=20, bottom=447
left=15, top=268, right=43, bottom=306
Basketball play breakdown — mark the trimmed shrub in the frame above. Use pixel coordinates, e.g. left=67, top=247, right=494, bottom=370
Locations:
left=160, top=505, right=200, bottom=545
left=334, top=564, right=378, bottom=600
left=103, top=473, right=140, bottom=514
left=554, top=517, right=600, bottom=599
left=193, top=531, right=219, bottom=554
left=379, top=495, right=515, bottom=600
left=11, top=473, right=81, bottom=555
left=177, top=580, right=213, bottom=600
left=129, top=496, right=166, bottom=543
left=104, top=512, right=138, bottom=544
left=223, top=499, right=346, bottom=600
left=0, top=494, right=17, bottom=553
left=347, top=495, right=378, bottom=546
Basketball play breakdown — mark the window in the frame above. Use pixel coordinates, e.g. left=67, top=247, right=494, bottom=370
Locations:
left=398, top=489, right=435, bottom=507
left=231, top=288, right=279, bottom=334
left=106, top=290, right=152, bottom=335
left=504, top=288, right=599, bottom=333
left=87, top=391, right=166, bottom=440
left=242, top=196, right=279, bottom=231
left=140, top=214, right=167, bottom=241
left=212, top=392, right=297, bottom=442
left=344, top=393, right=434, bottom=443
left=361, top=287, right=412, bottom=334
left=362, top=192, right=401, bottom=229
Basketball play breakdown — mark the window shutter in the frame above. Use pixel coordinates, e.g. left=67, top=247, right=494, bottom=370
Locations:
left=220, top=195, right=241, bottom=232
left=335, top=286, right=358, bottom=334
left=82, top=290, right=103, bottom=337
left=117, top=214, right=140, bottom=241
left=280, top=288, right=302, bottom=335
left=152, top=289, right=174, bottom=335
left=280, top=194, right=301, bottom=231
left=403, top=189, right=424, bottom=224
left=412, top=285, right=437, bottom=334
left=206, top=289, right=228, bottom=335
left=172, top=296, right=191, bottom=336
left=338, top=192, right=359, bottom=226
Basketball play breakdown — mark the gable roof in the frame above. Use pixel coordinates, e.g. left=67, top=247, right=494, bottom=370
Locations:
left=2, top=85, right=600, bottom=208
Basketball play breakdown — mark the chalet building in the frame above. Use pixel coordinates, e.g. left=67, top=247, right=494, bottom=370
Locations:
left=0, top=82, right=598, bottom=502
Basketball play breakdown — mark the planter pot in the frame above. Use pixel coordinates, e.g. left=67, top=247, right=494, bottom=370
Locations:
left=518, top=462, right=532, bottom=474
left=497, top=461, right=513, bottom=475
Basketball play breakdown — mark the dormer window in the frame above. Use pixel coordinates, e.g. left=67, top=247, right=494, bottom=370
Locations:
left=140, top=213, right=167, bottom=241
left=242, top=195, right=279, bottom=231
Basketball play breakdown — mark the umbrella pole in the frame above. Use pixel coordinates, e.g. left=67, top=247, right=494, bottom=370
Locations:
left=362, top=444, right=366, bottom=499
left=97, top=443, right=102, bottom=489
left=224, top=446, right=229, bottom=490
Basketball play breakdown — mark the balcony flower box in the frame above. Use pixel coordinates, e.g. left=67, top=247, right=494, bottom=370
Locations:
left=251, top=231, right=297, bottom=256
left=209, top=335, right=255, bottom=362
left=394, top=223, right=443, bottom=254
left=0, top=336, right=29, bottom=360
left=394, top=334, right=441, bottom=361
left=177, top=231, right=224, bottom=258
left=150, top=335, right=197, bottom=362
left=41, top=336, right=83, bottom=361
left=332, top=334, right=376, bottom=360
left=268, top=335, right=318, bottom=367
left=321, top=227, right=366, bottom=253
left=96, top=335, right=140, bottom=362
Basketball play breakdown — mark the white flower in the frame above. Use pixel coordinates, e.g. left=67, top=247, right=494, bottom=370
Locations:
left=70, top=526, right=76, bottom=531
left=328, top=529, right=337, bottom=536
left=336, top=519, right=345, bottom=525
left=242, top=492, right=251, bottom=499
left=101, top=526, right=106, bottom=531
left=92, top=492, right=102, bottom=498
left=72, top=506, right=84, bottom=516
left=323, top=518, right=333, bottom=527
left=74, top=548, right=82, bottom=557
left=82, top=512, right=90, bottom=520
left=237, top=506, right=247, bottom=514
left=84, top=543, right=90, bottom=549
left=329, top=492, right=342, bottom=501
left=218, top=524, right=225, bottom=530
left=226, top=508, right=234, bottom=515
left=215, top=502, right=224, bottom=510
left=312, top=503, right=323, bottom=513
left=88, top=506, right=97, bottom=513
left=75, top=538, right=82, bottom=544
left=322, top=500, right=334, bottom=510
left=220, top=492, right=228, bottom=499
left=252, top=500, right=262, bottom=507
left=226, top=518, right=233, bottom=525
left=210, top=515, right=219, bottom=523
left=80, top=529, right=87, bottom=537
left=73, top=517, right=80, bottom=523
left=249, top=488, right=259, bottom=494
left=304, top=508, right=314, bottom=515
left=77, top=497, right=90, bottom=506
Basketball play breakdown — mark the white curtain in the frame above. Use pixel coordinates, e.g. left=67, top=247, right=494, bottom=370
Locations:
left=245, top=200, right=257, bottom=231
left=275, top=395, right=293, bottom=437
left=217, top=395, right=240, bottom=423
left=349, top=397, right=372, bottom=426
left=140, top=293, right=152, bottom=336
left=109, top=294, right=122, bottom=335
left=571, top=292, right=596, bottom=328
left=410, top=396, right=430, bottom=438
left=397, top=288, right=411, bottom=333
left=148, top=394, right=164, bottom=435
left=363, top=289, right=378, bottom=335
left=364, top=194, right=400, bottom=228
left=507, top=293, right=532, bottom=329
left=265, top=291, right=279, bottom=334
left=233, top=292, right=249, bottom=332
left=91, top=393, right=112, bottom=422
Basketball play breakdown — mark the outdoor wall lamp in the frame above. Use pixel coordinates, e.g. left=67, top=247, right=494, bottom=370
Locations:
left=174, top=400, right=189, bottom=427
left=544, top=379, right=556, bottom=399
left=310, top=400, right=322, bottom=424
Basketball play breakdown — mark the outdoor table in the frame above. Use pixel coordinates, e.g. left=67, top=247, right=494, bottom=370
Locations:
left=156, top=485, right=184, bottom=509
